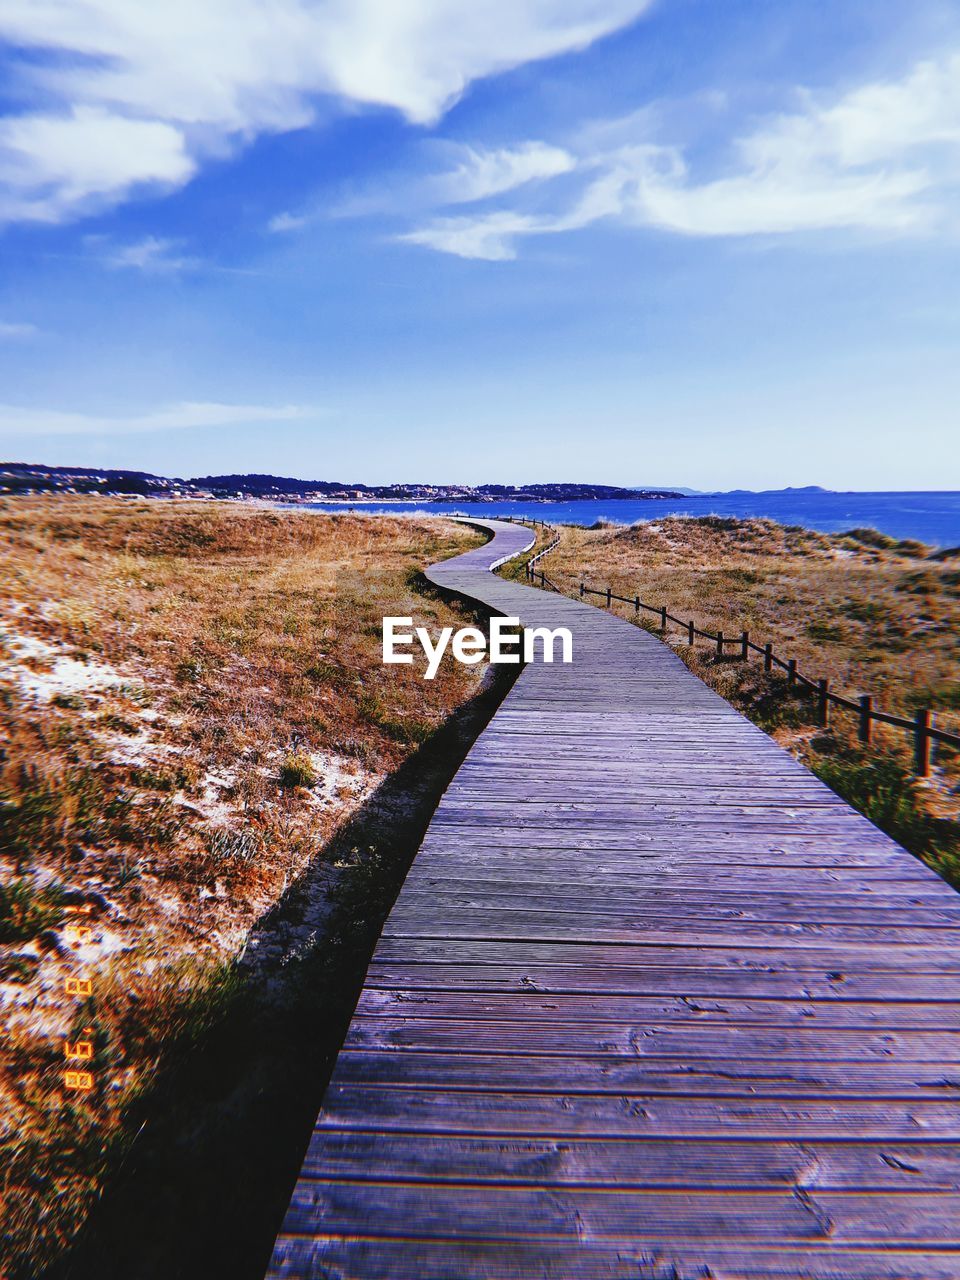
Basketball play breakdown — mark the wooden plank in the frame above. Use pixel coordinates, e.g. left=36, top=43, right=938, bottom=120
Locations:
left=352, top=988, right=960, bottom=1030
left=372, top=935, right=960, bottom=973
left=382, top=906, right=960, bottom=948
left=280, top=1180, right=960, bottom=1244
left=402, top=866, right=955, bottom=896
left=316, top=1083, right=960, bottom=1140
left=390, top=885, right=960, bottom=926
left=269, top=1236, right=960, bottom=1280
left=342, top=1014, right=960, bottom=1060
left=299, top=1130, right=960, bottom=1190
left=364, top=961, right=960, bottom=1000
left=333, top=1050, right=960, bottom=1099
left=266, top=518, right=960, bottom=1280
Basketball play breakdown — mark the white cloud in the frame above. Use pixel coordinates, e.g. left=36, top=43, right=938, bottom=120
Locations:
left=268, top=211, right=312, bottom=234
left=743, top=55, right=960, bottom=172
left=98, top=236, right=200, bottom=273
left=398, top=175, right=614, bottom=258
left=401, top=211, right=543, bottom=261
left=404, top=51, right=960, bottom=258
left=0, top=321, right=39, bottom=340
left=0, top=401, right=314, bottom=436
left=0, top=1, right=653, bottom=225
left=276, top=139, right=577, bottom=235
left=605, top=144, right=933, bottom=239
left=0, top=107, right=194, bottom=224
left=431, top=142, right=576, bottom=204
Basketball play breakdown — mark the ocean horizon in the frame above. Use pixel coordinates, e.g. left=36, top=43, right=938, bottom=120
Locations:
left=302, top=489, right=960, bottom=549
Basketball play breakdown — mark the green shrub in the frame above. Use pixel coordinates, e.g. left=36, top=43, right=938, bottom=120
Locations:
left=812, top=752, right=960, bottom=889
left=0, top=879, right=67, bottom=945
left=807, top=620, right=845, bottom=643
left=277, top=751, right=317, bottom=789
left=905, top=682, right=960, bottom=712
left=0, top=769, right=100, bottom=869
left=375, top=715, right=433, bottom=745
left=841, top=599, right=885, bottom=623
left=723, top=567, right=764, bottom=586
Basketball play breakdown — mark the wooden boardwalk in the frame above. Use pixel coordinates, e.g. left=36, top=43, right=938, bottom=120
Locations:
left=267, top=519, right=960, bottom=1280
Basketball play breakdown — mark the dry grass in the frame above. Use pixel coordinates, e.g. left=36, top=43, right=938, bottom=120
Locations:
left=496, top=518, right=555, bottom=583
left=539, top=515, right=960, bottom=882
left=0, top=496, right=487, bottom=1277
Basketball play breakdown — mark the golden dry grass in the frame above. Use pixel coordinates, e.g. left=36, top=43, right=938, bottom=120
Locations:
left=0, top=495, right=487, bottom=1276
left=544, top=515, right=960, bottom=740
left=536, top=515, right=960, bottom=883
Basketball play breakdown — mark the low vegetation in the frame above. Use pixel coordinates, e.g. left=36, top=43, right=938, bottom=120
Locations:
left=496, top=518, right=554, bottom=583
left=0, top=496, right=493, bottom=1277
left=539, top=515, right=960, bottom=886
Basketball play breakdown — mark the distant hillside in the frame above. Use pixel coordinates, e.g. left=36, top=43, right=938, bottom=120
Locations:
left=189, top=473, right=356, bottom=495
left=1, top=464, right=683, bottom=503
left=0, top=463, right=186, bottom=496
left=193, top=475, right=684, bottom=501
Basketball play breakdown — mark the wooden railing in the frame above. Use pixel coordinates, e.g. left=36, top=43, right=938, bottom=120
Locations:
left=497, top=516, right=561, bottom=573
left=526, top=533, right=560, bottom=572
left=523, top=549, right=960, bottom=778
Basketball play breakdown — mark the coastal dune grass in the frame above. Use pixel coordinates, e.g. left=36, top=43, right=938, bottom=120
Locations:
left=0, top=496, right=489, bottom=1278
left=540, top=515, right=960, bottom=886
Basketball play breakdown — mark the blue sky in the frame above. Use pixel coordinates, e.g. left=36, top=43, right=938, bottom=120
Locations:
left=1, top=0, right=959, bottom=490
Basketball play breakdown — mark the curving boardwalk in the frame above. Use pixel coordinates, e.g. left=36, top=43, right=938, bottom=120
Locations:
left=267, top=519, right=960, bottom=1280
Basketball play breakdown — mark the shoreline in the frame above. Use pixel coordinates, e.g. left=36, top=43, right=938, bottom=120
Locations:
left=3, top=486, right=959, bottom=547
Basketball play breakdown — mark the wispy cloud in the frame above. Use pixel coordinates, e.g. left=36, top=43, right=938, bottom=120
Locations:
left=0, top=321, right=39, bottom=340
left=429, top=142, right=577, bottom=204
left=97, top=235, right=200, bottom=273
left=0, top=400, right=315, bottom=436
left=403, top=51, right=960, bottom=259
left=0, top=1, right=653, bottom=226
left=268, top=211, right=312, bottom=235
left=400, top=212, right=536, bottom=261
left=270, top=139, right=578, bottom=235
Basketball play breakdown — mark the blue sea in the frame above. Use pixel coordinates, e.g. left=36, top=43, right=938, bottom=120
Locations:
left=302, top=491, right=960, bottom=549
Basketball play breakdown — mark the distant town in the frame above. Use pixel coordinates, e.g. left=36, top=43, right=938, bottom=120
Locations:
left=0, top=463, right=684, bottom=503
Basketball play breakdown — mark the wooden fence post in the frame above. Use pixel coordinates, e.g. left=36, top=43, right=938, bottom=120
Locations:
left=660, top=605, right=668, bottom=632
left=688, top=620, right=695, bottom=646
left=635, top=595, right=640, bottom=612
left=914, top=709, right=931, bottom=777
left=787, top=659, right=797, bottom=685
left=606, top=587, right=612, bottom=608
left=716, top=630, right=724, bottom=658
left=741, top=630, right=749, bottom=660
left=817, top=679, right=829, bottom=728
left=579, top=582, right=585, bottom=597
left=764, top=643, right=773, bottom=672
left=858, top=695, right=872, bottom=745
